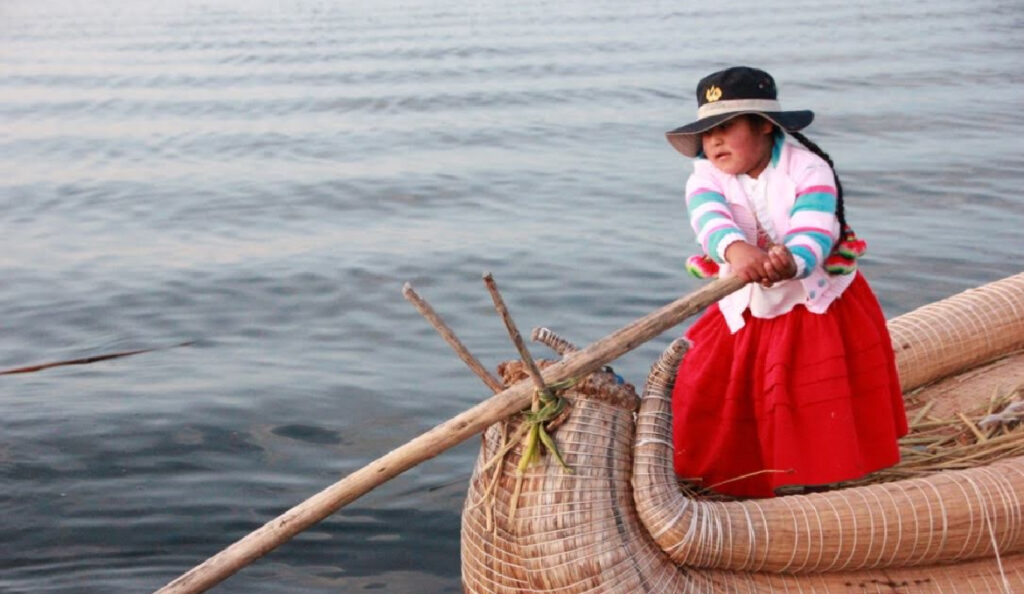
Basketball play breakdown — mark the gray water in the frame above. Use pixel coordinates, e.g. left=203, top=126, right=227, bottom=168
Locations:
left=2, top=0, right=1022, bottom=592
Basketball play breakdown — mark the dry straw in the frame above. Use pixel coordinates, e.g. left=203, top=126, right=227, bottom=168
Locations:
left=845, top=381, right=1024, bottom=486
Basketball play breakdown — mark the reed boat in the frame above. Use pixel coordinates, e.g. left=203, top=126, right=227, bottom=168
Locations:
left=462, top=272, right=1024, bottom=593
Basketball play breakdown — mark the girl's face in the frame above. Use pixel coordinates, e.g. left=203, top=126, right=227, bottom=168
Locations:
left=700, top=115, right=775, bottom=177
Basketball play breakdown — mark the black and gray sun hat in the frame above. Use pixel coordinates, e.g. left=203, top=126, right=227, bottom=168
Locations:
left=666, top=66, right=814, bottom=157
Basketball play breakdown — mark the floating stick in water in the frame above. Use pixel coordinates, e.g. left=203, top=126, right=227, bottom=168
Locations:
left=0, top=341, right=195, bottom=376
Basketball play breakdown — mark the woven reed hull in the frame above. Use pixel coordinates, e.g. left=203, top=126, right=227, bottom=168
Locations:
left=462, top=272, right=1024, bottom=592
left=461, top=369, right=693, bottom=592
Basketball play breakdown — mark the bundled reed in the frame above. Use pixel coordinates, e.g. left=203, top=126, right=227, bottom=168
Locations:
left=887, top=274, right=1024, bottom=393
left=461, top=359, right=694, bottom=592
left=463, top=272, right=1024, bottom=593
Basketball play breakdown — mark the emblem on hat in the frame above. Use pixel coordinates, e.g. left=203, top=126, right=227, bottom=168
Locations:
left=705, top=85, right=722, bottom=102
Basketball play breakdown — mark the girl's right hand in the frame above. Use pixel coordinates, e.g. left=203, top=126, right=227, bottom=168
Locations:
left=723, top=241, right=770, bottom=283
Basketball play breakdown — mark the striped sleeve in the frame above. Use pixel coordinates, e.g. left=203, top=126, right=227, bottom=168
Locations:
left=783, top=164, right=838, bottom=278
left=685, top=167, right=745, bottom=263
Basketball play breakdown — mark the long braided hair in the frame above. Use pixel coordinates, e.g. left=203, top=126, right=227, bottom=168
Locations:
left=742, top=115, right=847, bottom=232
left=788, top=130, right=846, bottom=233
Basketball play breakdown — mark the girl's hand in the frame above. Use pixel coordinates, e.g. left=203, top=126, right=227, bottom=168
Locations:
left=763, top=245, right=797, bottom=284
left=724, top=241, right=771, bottom=283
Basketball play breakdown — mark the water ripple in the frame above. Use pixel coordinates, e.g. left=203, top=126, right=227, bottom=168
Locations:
left=2, top=0, right=1023, bottom=592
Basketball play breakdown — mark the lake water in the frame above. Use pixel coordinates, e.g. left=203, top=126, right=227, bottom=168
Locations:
left=2, top=0, right=1022, bottom=592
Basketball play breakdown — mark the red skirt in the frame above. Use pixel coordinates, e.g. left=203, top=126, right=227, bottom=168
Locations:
left=671, top=273, right=908, bottom=498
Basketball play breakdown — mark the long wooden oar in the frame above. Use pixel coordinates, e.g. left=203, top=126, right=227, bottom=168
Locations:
left=154, top=275, right=744, bottom=594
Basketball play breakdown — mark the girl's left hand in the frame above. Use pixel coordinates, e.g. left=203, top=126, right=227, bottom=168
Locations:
left=761, top=245, right=797, bottom=286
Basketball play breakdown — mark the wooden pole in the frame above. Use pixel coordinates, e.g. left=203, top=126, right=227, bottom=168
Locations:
left=483, top=273, right=550, bottom=409
left=153, top=275, right=744, bottom=594
left=402, top=282, right=504, bottom=393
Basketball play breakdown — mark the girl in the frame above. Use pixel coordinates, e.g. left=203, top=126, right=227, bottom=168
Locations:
left=665, top=66, right=908, bottom=498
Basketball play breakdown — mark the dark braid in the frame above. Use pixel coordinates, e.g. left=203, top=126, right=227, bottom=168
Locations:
left=788, top=131, right=846, bottom=231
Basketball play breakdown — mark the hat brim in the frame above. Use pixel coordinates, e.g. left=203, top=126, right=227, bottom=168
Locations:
left=665, top=110, right=814, bottom=157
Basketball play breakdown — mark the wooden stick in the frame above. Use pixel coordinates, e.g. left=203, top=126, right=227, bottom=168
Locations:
left=402, top=282, right=504, bottom=393
left=0, top=342, right=195, bottom=376
left=482, top=273, right=549, bottom=410
left=152, top=275, right=744, bottom=594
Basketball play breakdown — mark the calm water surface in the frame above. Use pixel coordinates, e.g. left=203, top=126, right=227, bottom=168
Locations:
left=2, top=0, right=1022, bottom=592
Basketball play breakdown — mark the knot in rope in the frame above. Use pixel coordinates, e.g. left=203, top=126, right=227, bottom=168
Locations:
left=516, top=377, right=578, bottom=474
